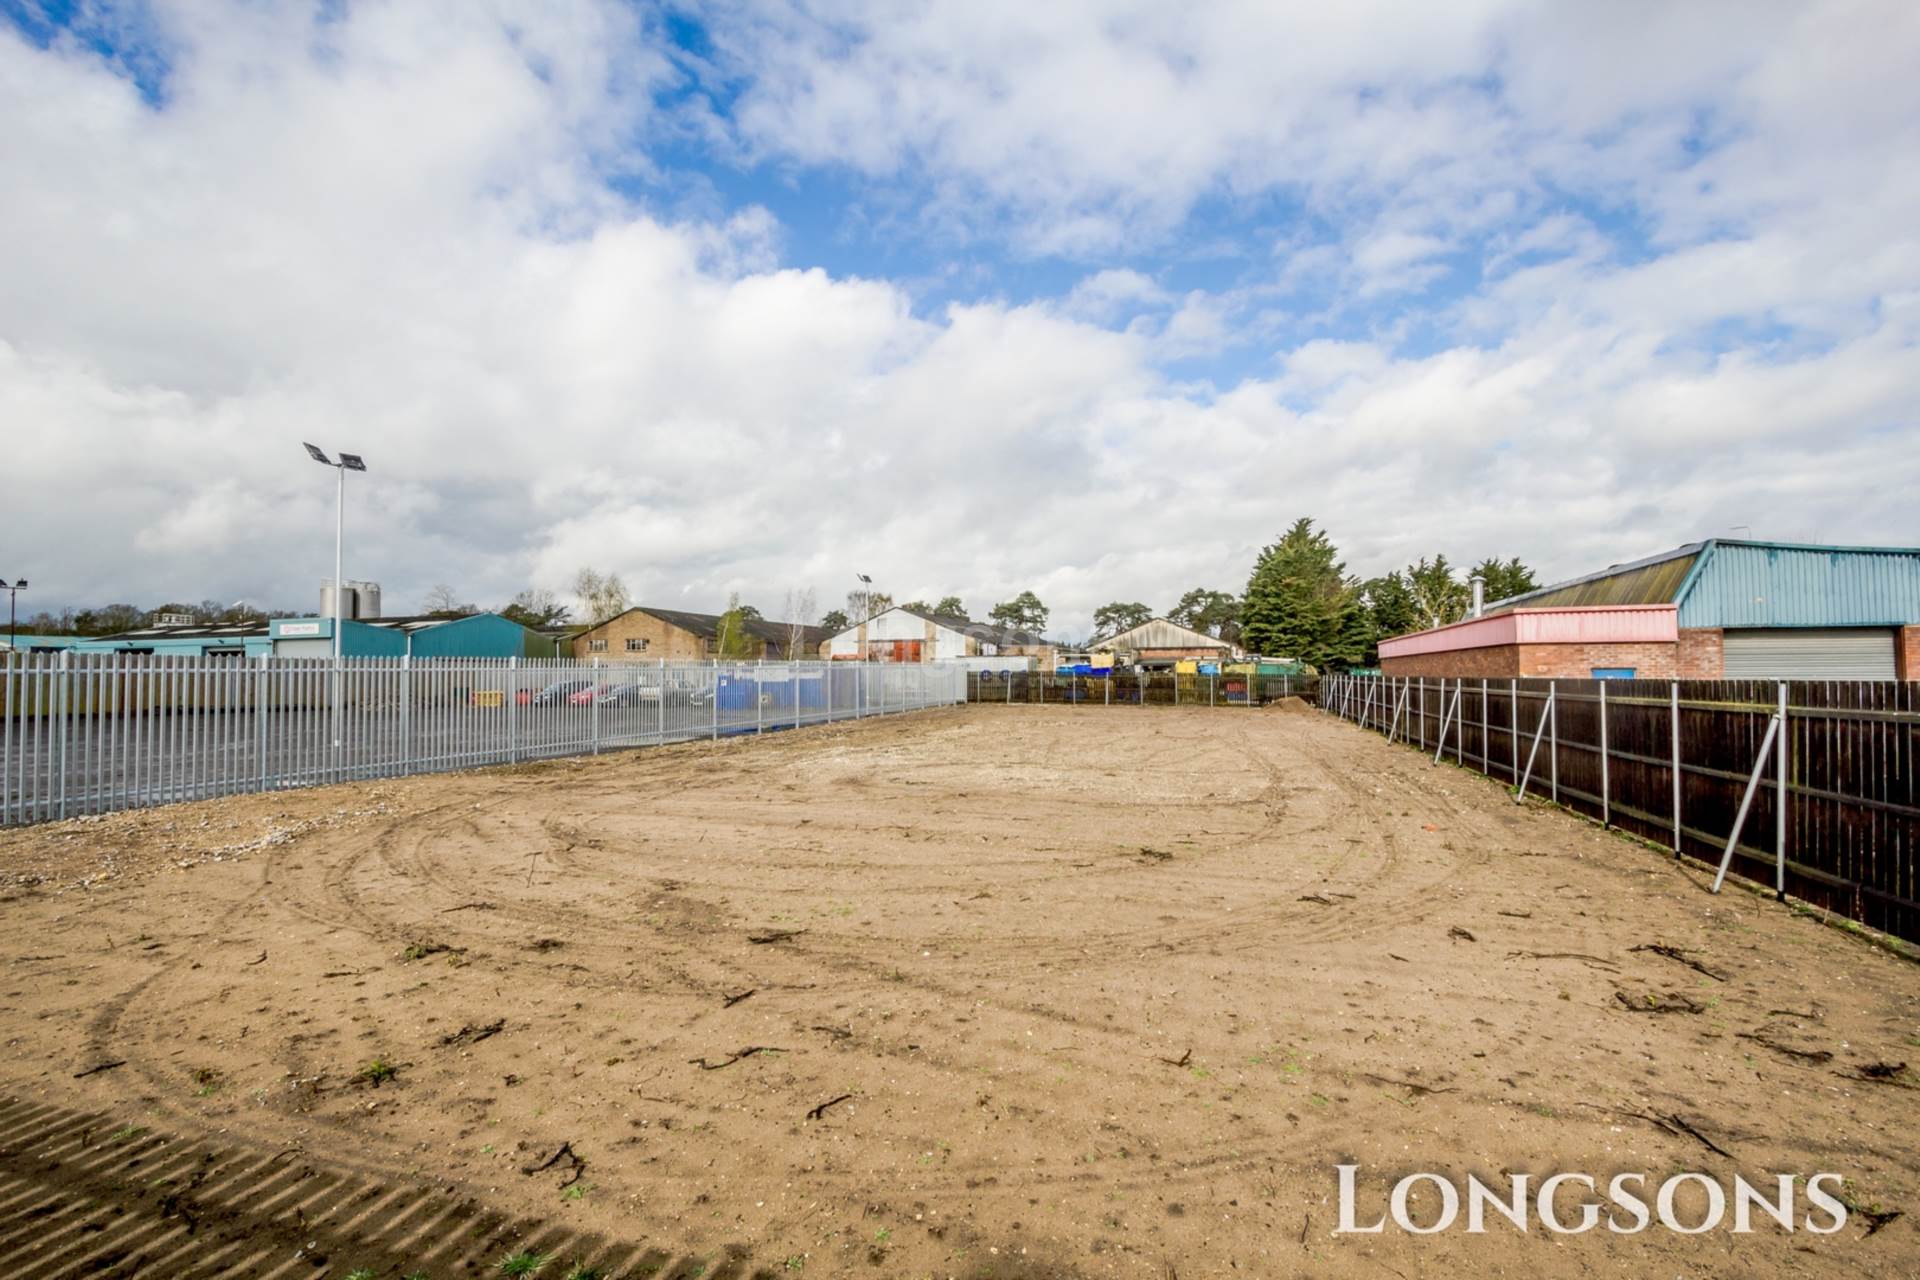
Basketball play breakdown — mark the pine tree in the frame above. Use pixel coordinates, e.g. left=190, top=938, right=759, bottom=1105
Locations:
left=1239, top=518, right=1366, bottom=670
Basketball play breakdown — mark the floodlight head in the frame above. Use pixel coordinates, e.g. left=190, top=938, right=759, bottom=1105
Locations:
left=303, top=442, right=333, bottom=465
left=13, top=580, right=24, bottom=590
left=857, top=573, right=872, bottom=584
left=339, top=452, right=367, bottom=472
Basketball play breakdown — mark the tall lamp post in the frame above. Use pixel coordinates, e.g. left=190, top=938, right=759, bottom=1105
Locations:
left=303, top=444, right=367, bottom=659
left=855, top=573, right=874, bottom=662
left=304, top=444, right=367, bottom=755
left=2, top=578, right=24, bottom=651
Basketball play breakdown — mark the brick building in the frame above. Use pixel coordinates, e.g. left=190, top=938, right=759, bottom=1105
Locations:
left=1380, top=540, right=1920, bottom=681
left=570, top=607, right=829, bottom=661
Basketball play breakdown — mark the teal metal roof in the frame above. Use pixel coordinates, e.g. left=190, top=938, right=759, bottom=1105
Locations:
left=1493, top=538, right=1920, bottom=628
left=1677, top=540, right=1920, bottom=628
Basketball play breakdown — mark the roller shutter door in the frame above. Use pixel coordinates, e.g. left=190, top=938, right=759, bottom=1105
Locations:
left=1721, top=628, right=1896, bottom=680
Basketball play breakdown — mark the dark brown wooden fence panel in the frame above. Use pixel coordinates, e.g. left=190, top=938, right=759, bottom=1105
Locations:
left=1321, top=674, right=1920, bottom=945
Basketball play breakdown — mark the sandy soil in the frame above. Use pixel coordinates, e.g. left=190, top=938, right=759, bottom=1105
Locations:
left=2, top=703, right=1917, bottom=1278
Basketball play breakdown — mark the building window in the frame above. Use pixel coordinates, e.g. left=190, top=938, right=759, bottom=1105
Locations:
left=625, top=637, right=649, bottom=652
left=589, top=639, right=607, bottom=653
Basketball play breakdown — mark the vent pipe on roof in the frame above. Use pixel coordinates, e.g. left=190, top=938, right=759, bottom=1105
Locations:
left=1469, top=575, right=1485, bottom=619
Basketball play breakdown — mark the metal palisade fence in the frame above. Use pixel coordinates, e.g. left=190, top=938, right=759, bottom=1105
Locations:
left=0, top=653, right=966, bottom=828
left=1320, top=674, right=1920, bottom=945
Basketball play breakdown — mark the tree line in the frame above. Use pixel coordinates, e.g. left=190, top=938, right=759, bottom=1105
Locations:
left=1080, top=520, right=1537, bottom=670
left=19, top=532, right=1533, bottom=670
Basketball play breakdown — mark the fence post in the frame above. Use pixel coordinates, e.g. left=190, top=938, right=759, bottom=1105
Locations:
left=592, top=656, right=602, bottom=754
left=397, top=653, right=410, bottom=775
left=1509, top=679, right=1518, bottom=780
left=257, top=654, right=269, bottom=792
left=1598, top=680, right=1610, bottom=826
left=57, top=650, right=70, bottom=820
left=508, top=657, right=520, bottom=763
left=1775, top=681, right=1788, bottom=901
left=1, top=653, right=10, bottom=826
left=659, top=659, right=667, bottom=742
left=1548, top=679, right=1559, bottom=803
left=1670, top=681, right=1682, bottom=857
left=713, top=661, right=721, bottom=739
left=755, top=659, right=764, bottom=735
left=1481, top=678, right=1489, bottom=775
left=1712, top=708, right=1786, bottom=895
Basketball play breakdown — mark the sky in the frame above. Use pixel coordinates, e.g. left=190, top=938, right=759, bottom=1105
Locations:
left=2, top=0, right=1917, bottom=639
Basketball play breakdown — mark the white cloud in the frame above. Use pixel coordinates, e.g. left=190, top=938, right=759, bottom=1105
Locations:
left=1, top=2, right=1917, bottom=641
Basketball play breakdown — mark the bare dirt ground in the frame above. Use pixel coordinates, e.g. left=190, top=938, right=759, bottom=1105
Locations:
left=3, top=703, right=1917, bottom=1278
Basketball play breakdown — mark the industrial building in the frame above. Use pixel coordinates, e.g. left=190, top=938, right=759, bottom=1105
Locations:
left=821, top=606, right=1054, bottom=670
left=71, top=612, right=555, bottom=659
left=570, top=606, right=829, bottom=661
left=1378, top=539, right=1920, bottom=680
left=65, top=582, right=557, bottom=659
left=1087, top=617, right=1239, bottom=670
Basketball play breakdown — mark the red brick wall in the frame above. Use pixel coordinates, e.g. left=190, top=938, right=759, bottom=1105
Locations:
left=1381, top=645, right=1522, bottom=678
left=1898, top=626, right=1920, bottom=682
left=1678, top=627, right=1724, bottom=678
left=1382, top=641, right=1678, bottom=679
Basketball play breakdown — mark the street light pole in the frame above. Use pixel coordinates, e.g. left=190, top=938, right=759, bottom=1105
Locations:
left=304, top=444, right=367, bottom=757
left=3, top=579, right=24, bottom=650
left=334, top=462, right=345, bottom=662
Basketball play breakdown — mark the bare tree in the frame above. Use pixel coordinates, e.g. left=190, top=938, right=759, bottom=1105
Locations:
left=846, top=587, right=893, bottom=624
left=424, top=584, right=477, bottom=617
left=783, top=586, right=817, bottom=659
left=572, top=568, right=631, bottom=626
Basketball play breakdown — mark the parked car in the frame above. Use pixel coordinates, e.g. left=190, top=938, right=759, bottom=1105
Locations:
left=568, top=683, right=613, bottom=706
left=596, top=683, right=659, bottom=707
left=529, top=679, right=594, bottom=706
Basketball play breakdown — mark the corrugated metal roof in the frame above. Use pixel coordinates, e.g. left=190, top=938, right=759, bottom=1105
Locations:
left=1092, top=617, right=1230, bottom=650
left=895, top=607, right=1050, bottom=648
left=1678, top=541, right=1920, bottom=628
left=1486, top=544, right=1701, bottom=614
left=1484, top=538, right=1920, bottom=628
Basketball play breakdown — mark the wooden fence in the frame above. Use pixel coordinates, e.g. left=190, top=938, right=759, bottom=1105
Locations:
left=1320, top=675, right=1920, bottom=945
left=964, top=670, right=1313, bottom=707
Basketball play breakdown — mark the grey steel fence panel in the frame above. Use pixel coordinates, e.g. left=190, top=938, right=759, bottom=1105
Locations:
left=1, top=653, right=964, bottom=828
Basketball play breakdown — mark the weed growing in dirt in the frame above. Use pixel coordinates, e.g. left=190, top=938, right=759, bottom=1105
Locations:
left=562, top=1181, right=594, bottom=1202
left=496, top=1251, right=549, bottom=1275
left=191, top=1066, right=222, bottom=1096
left=344, top=1270, right=378, bottom=1280
left=562, top=1266, right=604, bottom=1280
left=357, top=1058, right=399, bottom=1087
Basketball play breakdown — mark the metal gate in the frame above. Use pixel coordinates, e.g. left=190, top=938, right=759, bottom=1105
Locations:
left=1722, top=628, right=1896, bottom=679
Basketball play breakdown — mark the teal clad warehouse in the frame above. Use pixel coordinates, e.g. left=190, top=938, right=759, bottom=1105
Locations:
left=70, top=612, right=556, bottom=659
left=269, top=613, right=556, bottom=658
left=1672, top=541, right=1920, bottom=630
left=1482, top=538, right=1920, bottom=680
